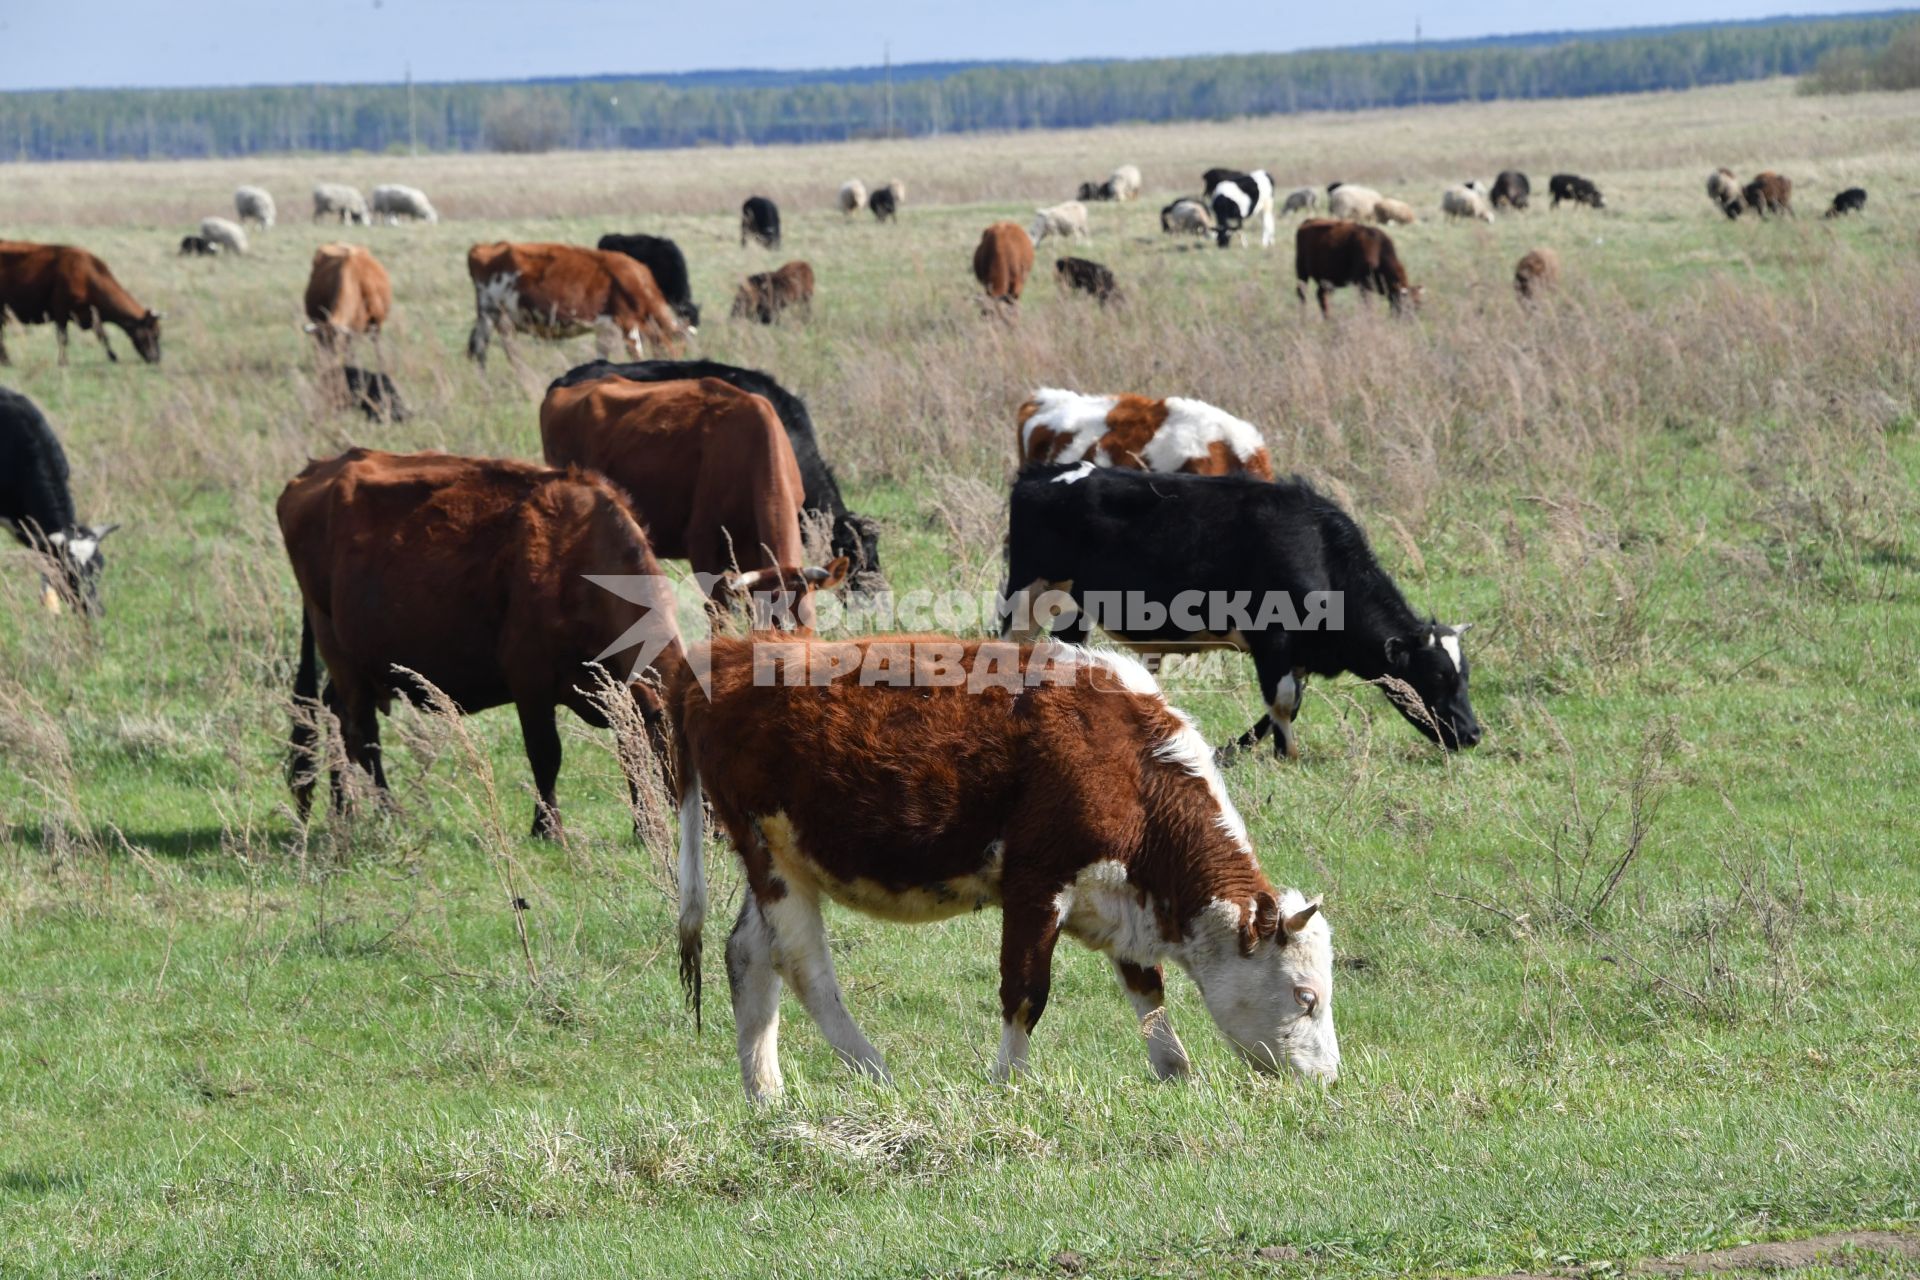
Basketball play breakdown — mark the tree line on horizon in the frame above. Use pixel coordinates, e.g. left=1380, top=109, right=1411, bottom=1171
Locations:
left=1, top=13, right=1912, bottom=161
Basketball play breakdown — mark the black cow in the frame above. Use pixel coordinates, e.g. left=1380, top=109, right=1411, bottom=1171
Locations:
left=549, top=358, right=882, bottom=587
left=1, top=386, right=118, bottom=616
left=340, top=367, right=409, bottom=423
left=178, top=235, right=219, bottom=256
left=1549, top=174, right=1604, bottom=209
left=1825, top=187, right=1867, bottom=219
left=1054, top=256, right=1121, bottom=305
left=740, top=196, right=781, bottom=249
left=1490, top=171, right=1531, bottom=210
left=869, top=188, right=898, bottom=222
left=1001, top=464, right=1480, bottom=757
left=597, top=233, right=701, bottom=329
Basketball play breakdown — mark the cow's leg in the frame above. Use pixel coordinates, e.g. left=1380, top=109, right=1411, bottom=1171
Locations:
left=1260, top=207, right=1275, bottom=248
left=55, top=321, right=70, bottom=366
left=1113, top=959, right=1190, bottom=1079
left=727, top=892, right=785, bottom=1101
left=1295, top=278, right=1309, bottom=308
left=995, top=891, right=1063, bottom=1082
left=0, top=316, right=10, bottom=366
left=1251, top=648, right=1308, bottom=760
left=466, top=308, right=492, bottom=366
left=516, top=700, right=564, bottom=840
left=336, top=682, right=387, bottom=806
left=91, top=310, right=117, bottom=362
left=1317, top=284, right=1333, bottom=317
left=760, top=884, right=890, bottom=1083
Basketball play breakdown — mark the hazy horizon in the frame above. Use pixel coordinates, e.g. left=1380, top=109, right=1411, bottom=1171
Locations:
left=0, top=1, right=1908, bottom=92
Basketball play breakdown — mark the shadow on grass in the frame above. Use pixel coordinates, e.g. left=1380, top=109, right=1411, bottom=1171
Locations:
left=0, top=1167, right=85, bottom=1197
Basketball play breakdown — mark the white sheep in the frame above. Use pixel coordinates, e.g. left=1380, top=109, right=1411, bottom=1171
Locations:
left=1030, top=201, right=1090, bottom=247
left=1160, top=197, right=1212, bottom=235
left=838, top=179, right=868, bottom=216
left=313, top=183, right=370, bottom=225
left=234, top=186, right=275, bottom=229
left=1327, top=184, right=1383, bottom=221
left=200, top=216, right=248, bottom=255
left=1373, top=197, right=1418, bottom=225
left=1442, top=184, right=1496, bottom=223
left=884, top=179, right=907, bottom=204
left=370, top=183, right=438, bottom=225
left=1281, top=186, right=1320, bottom=216
left=1107, top=164, right=1142, bottom=201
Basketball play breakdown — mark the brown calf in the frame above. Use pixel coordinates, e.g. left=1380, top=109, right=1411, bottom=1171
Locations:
left=1018, top=388, right=1274, bottom=478
left=0, top=241, right=162, bottom=365
left=1514, top=247, right=1560, bottom=300
left=730, top=260, right=814, bottom=324
left=973, top=222, right=1035, bottom=304
left=1744, top=171, right=1793, bottom=218
left=466, top=241, right=685, bottom=367
left=303, top=243, right=392, bottom=350
left=1294, top=219, right=1418, bottom=316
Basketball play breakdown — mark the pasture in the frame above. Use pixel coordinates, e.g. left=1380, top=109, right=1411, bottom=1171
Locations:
left=2, top=77, right=1918, bottom=1277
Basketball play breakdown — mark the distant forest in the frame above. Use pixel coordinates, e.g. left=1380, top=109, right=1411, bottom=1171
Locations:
left=3, top=11, right=1916, bottom=160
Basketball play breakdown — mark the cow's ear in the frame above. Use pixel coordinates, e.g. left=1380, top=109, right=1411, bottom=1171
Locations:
left=1384, top=635, right=1406, bottom=666
left=1243, top=891, right=1281, bottom=954
left=803, top=556, right=850, bottom=593
left=88, top=523, right=121, bottom=542
left=1283, top=899, right=1322, bottom=937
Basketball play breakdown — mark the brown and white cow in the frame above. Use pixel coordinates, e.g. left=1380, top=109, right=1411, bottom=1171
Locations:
left=466, top=241, right=685, bottom=368
left=303, top=243, right=392, bottom=350
left=278, top=448, right=685, bottom=838
left=540, top=374, right=827, bottom=595
left=1018, top=388, right=1274, bottom=479
left=667, top=635, right=1340, bottom=1099
left=0, top=241, right=162, bottom=366
left=973, top=222, right=1035, bottom=304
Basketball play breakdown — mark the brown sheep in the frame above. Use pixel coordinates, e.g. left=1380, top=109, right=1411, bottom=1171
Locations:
left=1514, top=248, right=1560, bottom=301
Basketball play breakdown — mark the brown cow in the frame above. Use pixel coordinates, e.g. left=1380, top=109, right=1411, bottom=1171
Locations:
left=466, top=241, right=685, bottom=368
left=278, top=448, right=685, bottom=838
left=667, top=635, right=1340, bottom=1098
left=1017, top=388, right=1274, bottom=479
left=730, top=260, right=814, bottom=324
left=0, top=241, right=161, bottom=366
left=1294, top=218, right=1418, bottom=316
left=1514, top=247, right=1560, bottom=301
left=1744, top=171, right=1794, bottom=218
left=540, top=375, right=833, bottom=598
left=973, top=222, right=1035, bottom=304
left=303, top=243, right=392, bottom=350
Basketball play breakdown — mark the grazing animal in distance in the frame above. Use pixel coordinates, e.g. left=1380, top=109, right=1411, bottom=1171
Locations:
left=740, top=196, right=781, bottom=249
left=974, top=222, right=1035, bottom=305
left=465, top=241, right=685, bottom=367
left=1078, top=180, right=1117, bottom=202
left=1, top=386, right=118, bottom=616
left=667, top=633, right=1341, bottom=1098
left=1441, top=185, right=1495, bottom=223
left=200, top=216, right=248, bottom=255
left=1106, top=164, right=1142, bottom=201
left=837, top=179, right=868, bottom=216
left=1373, top=198, right=1417, bottom=226
left=1030, top=201, right=1091, bottom=248
left=303, top=243, right=392, bottom=351
left=1017, top=388, right=1273, bottom=479
left=1514, top=247, right=1559, bottom=300
left=370, top=184, right=438, bottom=225
left=868, top=187, right=899, bottom=222
left=1002, top=464, right=1481, bottom=758
left=1053, top=257, right=1121, bottom=305
left=1490, top=171, right=1530, bottom=210
left=278, top=448, right=686, bottom=839
left=1825, top=187, right=1867, bottom=218
left=1205, top=168, right=1276, bottom=247
left=1549, top=173, right=1605, bottom=209
left=0, top=241, right=162, bottom=366
left=596, top=233, right=700, bottom=329
left=731, top=260, right=815, bottom=324
left=178, top=235, right=219, bottom=257
left=234, top=185, right=276, bottom=228
left=551, top=358, right=884, bottom=587
left=337, top=367, right=408, bottom=422
left=312, top=182, right=370, bottom=225
left=1708, top=168, right=1745, bottom=218
left=1160, top=197, right=1212, bottom=235
left=1281, top=186, right=1320, bottom=216
left=1326, top=183, right=1383, bottom=221
left=1294, top=219, right=1418, bottom=316
left=1744, top=171, right=1793, bottom=217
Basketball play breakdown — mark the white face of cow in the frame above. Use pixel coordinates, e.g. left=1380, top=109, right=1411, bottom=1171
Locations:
left=1187, top=890, right=1339, bottom=1083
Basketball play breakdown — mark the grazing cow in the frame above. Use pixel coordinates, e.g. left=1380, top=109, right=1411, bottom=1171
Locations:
left=0, top=242, right=162, bottom=366
left=869, top=186, right=899, bottom=222
left=597, top=233, right=700, bottom=330
left=539, top=374, right=828, bottom=590
left=235, top=185, right=276, bottom=228
left=1549, top=174, right=1604, bottom=209
left=1826, top=187, right=1868, bottom=219
left=465, top=241, right=685, bottom=367
left=1490, top=171, right=1530, bottom=210
left=1708, top=168, right=1745, bottom=218
left=1160, top=197, right=1212, bottom=235
left=1744, top=171, right=1793, bottom=218
left=1326, top=183, right=1383, bottom=222
left=731, top=261, right=815, bottom=324
left=279, top=449, right=686, bottom=839
left=312, top=182, right=370, bottom=225
left=1372, top=198, right=1417, bottom=226
left=1294, top=219, right=1418, bottom=316
left=1053, top=257, right=1121, bottom=305
left=303, top=243, right=392, bottom=350
left=200, top=216, right=248, bottom=255
left=338, top=367, right=408, bottom=422
left=838, top=179, right=868, bottom=216
left=178, top=235, right=218, bottom=257
left=1441, top=185, right=1495, bottom=223
left=668, top=634, right=1341, bottom=1098
left=1002, top=464, right=1481, bottom=758
left=1281, top=186, right=1320, bottom=216
left=974, top=222, right=1035, bottom=304
left=1030, top=201, right=1091, bottom=248
left=1514, top=247, right=1560, bottom=300
left=1018, top=388, right=1273, bottom=479
left=1107, top=164, right=1142, bottom=201
left=1, top=386, right=118, bottom=616
left=370, top=184, right=438, bottom=225
left=550, top=358, right=884, bottom=585
left=740, top=196, right=781, bottom=249
left=1205, top=169, right=1275, bottom=248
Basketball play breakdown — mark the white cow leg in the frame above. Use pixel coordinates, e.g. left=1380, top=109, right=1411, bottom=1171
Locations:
left=1113, top=959, right=1190, bottom=1079
left=761, top=887, right=891, bottom=1084
left=1270, top=670, right=1307, bottom=760
left=726, top=892, right=785, bottom=1101
left=995, top=1019, right=1032, bottom=1082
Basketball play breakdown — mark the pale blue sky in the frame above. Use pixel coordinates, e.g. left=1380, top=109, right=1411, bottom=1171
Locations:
left=0, top=1, right=1903, bottom=91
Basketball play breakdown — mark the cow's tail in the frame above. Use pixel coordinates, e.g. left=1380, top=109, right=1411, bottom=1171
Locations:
left=288, top=607, right=321, bottom=820
left=675, top=748, right=707, bottom=1031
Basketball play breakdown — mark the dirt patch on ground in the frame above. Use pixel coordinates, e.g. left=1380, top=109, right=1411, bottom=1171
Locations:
left=1483, top=1230, right=1920, bottom=1279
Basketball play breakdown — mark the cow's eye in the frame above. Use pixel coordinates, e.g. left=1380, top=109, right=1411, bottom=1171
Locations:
left=1294, top=986, right=1318, bottom=1013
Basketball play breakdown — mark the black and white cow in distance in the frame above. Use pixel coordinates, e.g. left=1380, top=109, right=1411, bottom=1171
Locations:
left=1001, top=463, right=1481, bottom=758
left=1203, top=168, right=1275, bottom=249
left=1, top=386, right=118, bottom=616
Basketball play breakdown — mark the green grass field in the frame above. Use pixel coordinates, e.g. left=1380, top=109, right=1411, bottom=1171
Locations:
left=1, top=79, right=1917, bottom=1278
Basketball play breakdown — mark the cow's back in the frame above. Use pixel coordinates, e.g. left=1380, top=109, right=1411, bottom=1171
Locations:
left=975, top=223, right=1033, bottom=300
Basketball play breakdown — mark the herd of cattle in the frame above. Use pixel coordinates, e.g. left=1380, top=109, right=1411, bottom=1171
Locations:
left=0, top=150, right=1868, bottom=1096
